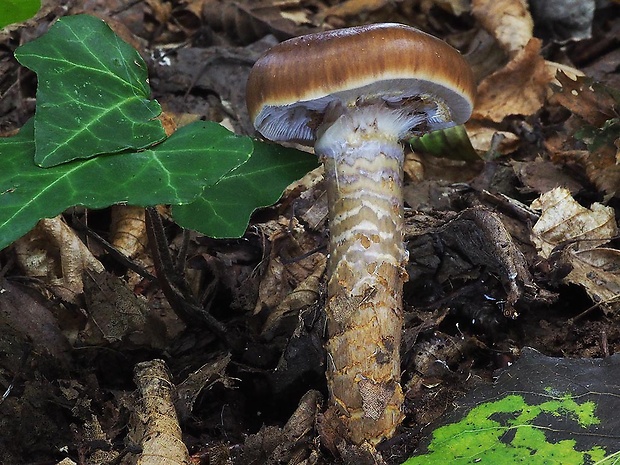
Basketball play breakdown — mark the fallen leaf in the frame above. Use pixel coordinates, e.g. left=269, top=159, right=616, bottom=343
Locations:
left=261, top=255, right=325, bottom=337
left=546, top=74, right=620, bottom=197
left=466, top=122, right=520, bottom=155
left=80, top=270, right=170, bottom=348
left=109, top=205, right=148, bottom=259
left=567, top=248, right=620, bottom=311
left=253, top=217, right=325, bottom=318
left=531, top=187, right=617, bottom=257
left=320, top=0, right=391, bottom=22
left=531, top=187, right=620, bottom=312
left=473, top=39, right=553, bottom=123
left=0, top=279, right=71, bottom=366
left=549, top=73, right=618, bottom=127
left=201, top=0, right=317, bottom=44
left=511, top=159, right=584, bottom=195
left=471, top=0, right=533, bottom=54
left=13, top=216, right=105, bottom=304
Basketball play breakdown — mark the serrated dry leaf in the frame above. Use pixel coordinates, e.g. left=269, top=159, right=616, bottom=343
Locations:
left=531, top=187, right=620, bottom=312
left=549, top=73, right=618, bottom=127
left=531, top=187, right=617, bottom=258
left=472, top=38, right=553, bottom=123
left=471, top=0, right=533, bottom=54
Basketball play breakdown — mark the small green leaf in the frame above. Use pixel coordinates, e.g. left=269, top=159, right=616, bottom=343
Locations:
left=408, top=125, right=479, bottom=161
left=0, top=0, right=40, bottom=29
left=0, top=120, right=252, bottom=250
left=173, top=141, right=318, bottom=238
left=14, top=14, right=165, bottom=167
left=575, top=118, right=620, bottom=152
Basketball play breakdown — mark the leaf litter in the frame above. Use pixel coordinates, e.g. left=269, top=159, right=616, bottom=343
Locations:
left=0, top=0, right=620, bottom=464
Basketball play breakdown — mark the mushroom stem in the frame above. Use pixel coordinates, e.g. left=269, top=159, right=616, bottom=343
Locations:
left=316, top=106, right=409, bottom=444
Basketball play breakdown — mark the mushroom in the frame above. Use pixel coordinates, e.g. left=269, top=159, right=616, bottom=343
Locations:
left=246, top=23, right=476, bottom=445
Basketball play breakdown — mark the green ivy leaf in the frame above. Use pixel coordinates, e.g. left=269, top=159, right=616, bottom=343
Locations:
left=0, top=0, right=40, bottom=29
left=14, top=14, right=165, bottom=167
left=172, top=141, right=319, bottom=238
left=0, top=119, right=252, bottom=250
left=402, top=348, right=620, bottom=465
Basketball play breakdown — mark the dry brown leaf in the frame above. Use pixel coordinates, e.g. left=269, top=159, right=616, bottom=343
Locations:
left=531, top=188, right=617, bottom=258
left=567, top=248, right=620, bottom=311
left=511, top=159, right=584, bottom=195
left=144, top=0, right=173, bottom=24
left=175, top=353, right=232, bottom=421
left=545, top=74, right=620, bottom=197
left=472, top=38, right=553, bottom=123
left=531, top=187, right=620, bottom=312
left=546, top=137, right=620, bottom=199
left=13, top=216, right=105, bottom=304
left=466, top=122, right=520, bottom=155
left=80, top=270, right=170, bottom=348
left=471, top=0, right=533, bottom=54
left=202, top=0, right=316, bottom=44
left=545, top=61, right=585, bottom=88
left=0, top=279, right=71, bottom=365
left=254, top=216, right=326, bottom=317
left=320, top=0, right=391, bottom=22
left=261, top=254, right=326, bottom=337
left=254, top=244, right=325, bottom=317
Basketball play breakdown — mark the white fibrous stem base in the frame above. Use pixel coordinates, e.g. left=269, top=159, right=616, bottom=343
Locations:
left=317, top=104, right=412, bottom=445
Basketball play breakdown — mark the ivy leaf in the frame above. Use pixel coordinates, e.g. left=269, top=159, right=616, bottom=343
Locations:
left=0, top=0, right=41, bottom=29
left=173, top=141, right=319, bottom=238
left=14, top=14, right=165, bottom=167
left=0, top=119, right=252, bottom=250
left=403, top=348, right=620, bottom=464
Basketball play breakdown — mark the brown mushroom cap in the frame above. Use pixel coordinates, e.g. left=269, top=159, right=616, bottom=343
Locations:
left=246, top=23, right=476, bottom=144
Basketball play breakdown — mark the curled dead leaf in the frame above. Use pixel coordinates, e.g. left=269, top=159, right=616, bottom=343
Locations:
left=471, top=0, right=533, bottom=54
left=13, top=216, right=104, bottom=304
left=568, top=248, right=620, bottom=311
left=109, top=205, right=148, bottom=259
left=531, top=187, right=617, bottom=258
left=131, top=360, right=190, bottom=465
left=466, top=122, right=520, bottom=155
left=531, top=187, right=620, bottom=312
